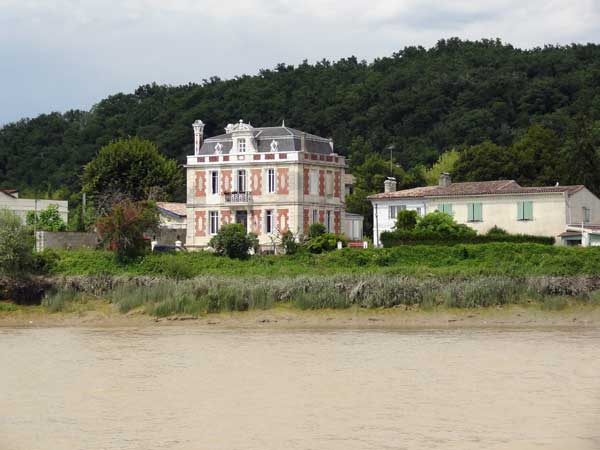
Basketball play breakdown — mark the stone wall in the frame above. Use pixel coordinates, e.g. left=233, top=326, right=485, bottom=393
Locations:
left=36, top=232, right=99, bottom=252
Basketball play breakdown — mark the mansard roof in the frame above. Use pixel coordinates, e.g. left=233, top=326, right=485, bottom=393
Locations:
left=198, top=125, right=333, bottom=155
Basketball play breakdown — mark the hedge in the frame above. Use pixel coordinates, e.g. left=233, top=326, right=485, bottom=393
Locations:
left=380, top=230, right=555, bottom=247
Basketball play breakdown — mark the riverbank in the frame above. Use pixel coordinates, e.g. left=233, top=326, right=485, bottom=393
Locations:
left=2, top=301, right=600, bottom=329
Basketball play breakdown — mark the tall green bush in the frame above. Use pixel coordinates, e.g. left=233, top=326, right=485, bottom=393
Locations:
left=395, top=210, right=418, bottom=230
left=26, top=204, right=66, bottom=231
left=209, top=223, right=259, bottom=259
left=0, top=209, right=33, bottom=275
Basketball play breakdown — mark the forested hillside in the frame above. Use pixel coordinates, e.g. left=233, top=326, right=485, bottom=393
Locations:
left=1, top=38, right=600, bottom=208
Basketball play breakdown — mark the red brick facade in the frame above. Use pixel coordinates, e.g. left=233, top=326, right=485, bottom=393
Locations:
left=303, top=208, right=310, bottom=234
left=319, top=170, right=325, bottom=196
left=319, top=210, right=325, bottom=224
left=334, top=210, right=341, bottom=234
left=277, top=209, right=289, bottom=233
left=250, top=210, right=262, bottom=234
left=195, top=211, right=206, bottom=237
left=277, top=168, right=289, bottom=195
left=220, top=169, right=232, bottom=193
left=303, top=168, right=310, bottom=195
left=334, top=171, right=341, bottom=198
left=250, top=169, right=262, bottom=196
left=220, top=209, right=232, bottom=226
left=195, top=171, right=206, bottom=198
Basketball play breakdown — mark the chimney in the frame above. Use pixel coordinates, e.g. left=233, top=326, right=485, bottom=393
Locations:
left=439, top=172, right=451, bottom=187
left=192, top=120, right=205, bottom=155
left=384, top=177, right=397, bottom=193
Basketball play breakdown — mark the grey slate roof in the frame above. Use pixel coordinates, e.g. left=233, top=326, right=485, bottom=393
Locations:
left=198, top=125, right=333, bottom=155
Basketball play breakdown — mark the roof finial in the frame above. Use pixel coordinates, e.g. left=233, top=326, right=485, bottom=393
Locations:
left=282, top=119, right=285, bottom=127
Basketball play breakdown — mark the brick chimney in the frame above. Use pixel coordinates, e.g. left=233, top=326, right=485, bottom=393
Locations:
left=439, top=172, right=451, bottom=187
left=192, top=120, right=205, bottom=155
left=384, top=177, right=397, bottom=193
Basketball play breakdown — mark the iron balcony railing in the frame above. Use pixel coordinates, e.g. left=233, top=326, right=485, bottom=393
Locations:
left=224, top=191, right=251, bottom=203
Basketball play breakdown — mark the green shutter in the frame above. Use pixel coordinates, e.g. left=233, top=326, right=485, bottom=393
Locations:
left=467, top=204, right=474, bottom=222
left=517, top=202, right=524, bottom=220
left=438, top=204, right=453, bottom=215
left=446, top=204, right=453, bottom=215
left=524, top=201, right=533, bottom=220
left=474, top=203, right=482, bottom=221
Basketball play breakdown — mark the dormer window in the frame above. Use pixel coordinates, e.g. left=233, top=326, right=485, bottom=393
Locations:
left=238, top=138, right=246, bottom=153
left=270, top=140, right=278, bottom=152
left=215, top=143, right=223, bottom=154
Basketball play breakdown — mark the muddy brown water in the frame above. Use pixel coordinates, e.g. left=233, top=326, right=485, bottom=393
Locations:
left=1, top=326, right=599, bottom=450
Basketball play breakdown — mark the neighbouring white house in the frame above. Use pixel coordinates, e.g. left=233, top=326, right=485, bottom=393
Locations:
left=368, top=173, right=600, bottom=247
left=0, top=189, right=68, bottom=223
left=155, top=202, right=187, bottom=246
left=184, top=119, right=363, bottom=250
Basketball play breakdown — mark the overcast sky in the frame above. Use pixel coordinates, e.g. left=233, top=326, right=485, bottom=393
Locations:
left=1, top=0, right=599, bottom=126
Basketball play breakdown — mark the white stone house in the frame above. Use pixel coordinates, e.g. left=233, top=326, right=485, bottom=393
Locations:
left=368, top=174, right=600, bottom=247
left=185, top=120, right=362, bottom=249
left=0, top=189, right=68, bottom=224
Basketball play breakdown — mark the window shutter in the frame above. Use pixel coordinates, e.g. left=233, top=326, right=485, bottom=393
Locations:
left=524, top=201, right=533, bottom=220
left=446, top=204, right=453, bottom=215
left=517, top=202, right=524, bottom=220
left=474, top=203, right=482, bottom=221
left=467, top=204, right=474, bottom=222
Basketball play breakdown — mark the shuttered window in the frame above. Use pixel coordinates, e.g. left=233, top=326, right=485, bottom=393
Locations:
left=389, top=205, right=407, bottom=219
left=517, top=201, right=533, bottom=221
left=467, top=203, right=482, bottom=222
left=438, top=204, right=453, bottom=215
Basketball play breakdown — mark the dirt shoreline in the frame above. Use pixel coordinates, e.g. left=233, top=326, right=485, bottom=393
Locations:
left=1, top=303, right=600, bottom=329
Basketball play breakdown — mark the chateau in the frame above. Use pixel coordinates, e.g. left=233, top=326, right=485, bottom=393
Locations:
left=185, top=120, right=359, bottom=249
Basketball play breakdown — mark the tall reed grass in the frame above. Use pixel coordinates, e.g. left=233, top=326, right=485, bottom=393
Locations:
left=43, top=274, right=600, bottom=317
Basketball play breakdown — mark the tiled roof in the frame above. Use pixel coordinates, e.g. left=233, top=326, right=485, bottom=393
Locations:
left=156, top=202, right=186, bottom=217
left=0, top=189, right=18, bottom=198
left=199, top=125, right=333, bottom=155
left=368, top=180, right=585, bottom=200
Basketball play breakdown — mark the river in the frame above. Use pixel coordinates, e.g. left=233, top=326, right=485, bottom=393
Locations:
left=1, top=326, right=599, bottom=450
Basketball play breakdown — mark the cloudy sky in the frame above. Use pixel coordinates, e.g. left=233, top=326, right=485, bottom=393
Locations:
left=1, top=0, right=599, bottom=125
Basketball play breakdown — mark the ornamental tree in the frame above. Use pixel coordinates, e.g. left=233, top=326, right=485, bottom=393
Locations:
left=0, top=209, right=34, bottom=275
left=82, top=137, right=183, bottom=206
left=95, top=200, right=159, bottom=260
left=26, top=204, right=66, bottom=231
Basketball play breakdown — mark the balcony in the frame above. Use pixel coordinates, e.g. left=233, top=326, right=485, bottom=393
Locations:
left=224, top=191, right=251, bottom=203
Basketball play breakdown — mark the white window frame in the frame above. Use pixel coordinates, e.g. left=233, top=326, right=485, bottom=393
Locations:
left=237, top=138, right=246, bottom=153
left=583, top=207, right=591, bottom=223
left=389, top=205, right=406, bottom=219
left=237, top=169, right=246, bottom=193
left=312, top=209, right=318, bottom=224
left=326, top=171, right=333, bottom=197
left=267, top=168, right=276, bottom=193
left=210, top=170, right=219, bottom=195
left=309, top=170, right=318, bottom=196
left=265, top=209, right=273, bottom=234
left=209, top=211, right=219, bottom=235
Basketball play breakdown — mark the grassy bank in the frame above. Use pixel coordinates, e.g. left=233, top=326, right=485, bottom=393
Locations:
left=34, top=274, right=600, bottom=318
left=49, top=243, right=600, bottom=277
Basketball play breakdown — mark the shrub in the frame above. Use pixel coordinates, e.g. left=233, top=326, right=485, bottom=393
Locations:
left=26, top=204, right=66, bottom=231
left=486, top=226, right=508, bottom=236
left=209, top=223, right=259, bottom=259
left=395, top=210, right=418, bottom=230
left=380, top=230, right=555, bottom=247
left=415, top=211, right=477, bottom=237
left=308, top=223, right=326, bottom=239
left=0, top=302, right=17, bottom=312
left=31, top=249, right=61, bottom=274
left=306, top=233, right=348, bottom=254
left=281, top=230, right=299, bottom=255
left=0, top=209, right=34, bottom=275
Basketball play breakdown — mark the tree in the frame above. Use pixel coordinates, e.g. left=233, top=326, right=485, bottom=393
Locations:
left=82, top=137, right=184, bottom=207
left=395, top=210, right=418, bottom=230
left=26, top=204, right=66, bottom=231
left=0, top=209, right=33, bottom=275
left=423, top=150, right=459, bottom=185
left=209, top=223, right=259, bottom=259
left=95, top=200, right=159, bottom=260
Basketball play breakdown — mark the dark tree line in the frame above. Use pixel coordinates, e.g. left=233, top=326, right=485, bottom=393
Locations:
left=2, top=38, right=600, bottom=227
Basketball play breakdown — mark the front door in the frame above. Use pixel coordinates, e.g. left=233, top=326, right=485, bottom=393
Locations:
left=235, top=210, right=248, bottom=231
